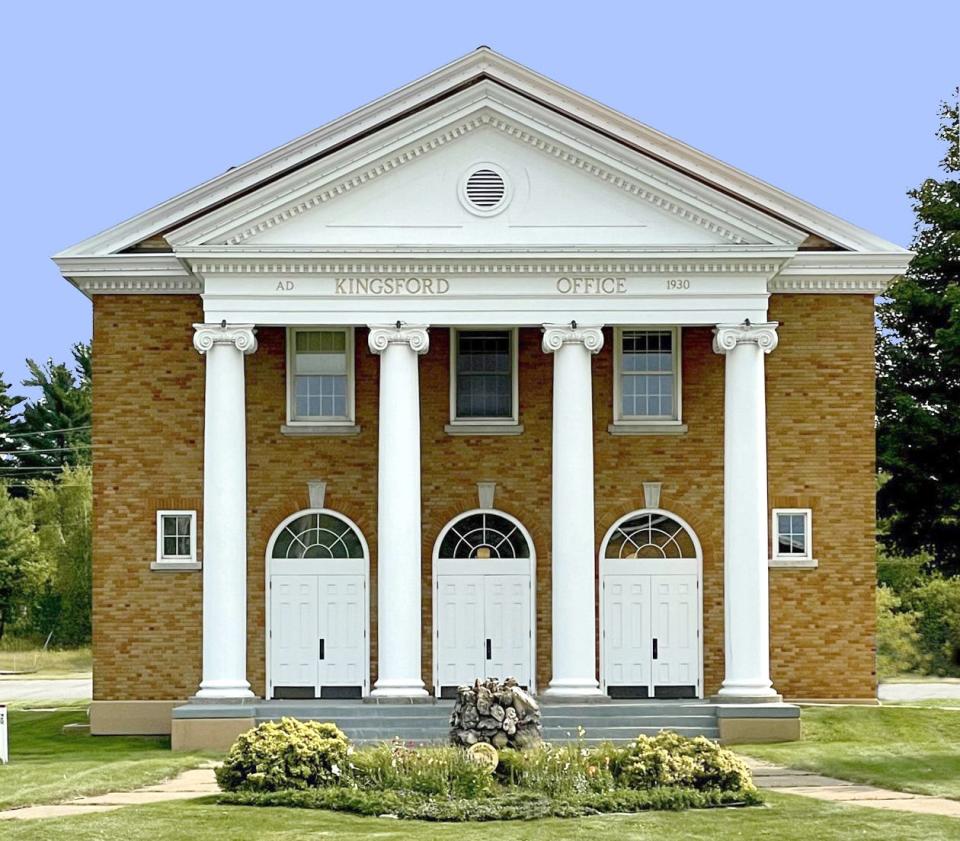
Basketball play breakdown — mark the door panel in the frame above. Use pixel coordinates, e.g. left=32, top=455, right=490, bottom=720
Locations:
left=650, top=574, right=699, bottom=695
left=436, top=575, right=486, bottom=690
left=318, top=574, right=365, bottom=688
left=484, top=576, right=531, bottom=686
left=270, top=575, right=319, bottom=693
left=603, top=575, right=651, bottom=691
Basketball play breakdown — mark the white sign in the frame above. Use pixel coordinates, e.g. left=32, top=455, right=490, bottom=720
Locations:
left=0, top=705, right=7, bottom=764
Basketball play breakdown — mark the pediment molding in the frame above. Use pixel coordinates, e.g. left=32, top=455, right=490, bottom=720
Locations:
left=205, top=108, right=772, bottom=249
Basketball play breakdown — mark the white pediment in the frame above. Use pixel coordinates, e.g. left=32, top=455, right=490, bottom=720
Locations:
left=224, top=124, right=757, bottom=249
left=168, top=89, right=809, bottom=253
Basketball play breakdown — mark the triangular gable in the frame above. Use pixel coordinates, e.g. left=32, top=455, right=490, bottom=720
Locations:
left=55, top=47, right=909, bottom=259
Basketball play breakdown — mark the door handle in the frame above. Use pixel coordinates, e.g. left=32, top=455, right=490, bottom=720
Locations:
left=486, top=639, right=492, bottom=660
left=319, top=639, right=325, bottom=660
left=652, top=638, right=658, bottom=660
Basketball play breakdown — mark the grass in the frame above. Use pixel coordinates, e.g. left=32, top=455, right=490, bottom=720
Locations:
left=0, top=645, right=91, bottom=679
left=0, top=792, right=959, bottom=840
left=737, top=705, right=960, bottom=799
left=0, top=704, right=207, bottom=810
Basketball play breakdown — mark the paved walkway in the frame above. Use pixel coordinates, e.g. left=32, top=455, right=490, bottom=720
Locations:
left=745, top=757, right=960, bottom=817
left=879, top=681, right=960, bottom=702
left=0, top=678, right=92, bottom=703
left=0, top=766, right=218, bottom=821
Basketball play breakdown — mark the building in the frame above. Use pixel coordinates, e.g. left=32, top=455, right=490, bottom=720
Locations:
left=54, top=49, right=911, bottom=749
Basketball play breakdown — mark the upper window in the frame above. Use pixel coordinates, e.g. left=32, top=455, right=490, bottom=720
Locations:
left=449, top=329, right=518, bottom=424
left=155, top=510, right=197, bottom=565
left=772, top=509, right=812, bottom=561
left=614, top=327, right=681, bottom=423
left=287, top=327, right=354, bottom=424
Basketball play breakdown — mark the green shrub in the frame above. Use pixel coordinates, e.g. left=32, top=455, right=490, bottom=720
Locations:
left=345, top=742, right=493, bottom=797
left=219, top=784, right=762, bottom=820
left=495, top=742, right=618, bottom=795
left=905, top=575, right=960, bottom=675
left=215, top=718, right=350, bottom=792
left=617, top=732, right=753, bottom=792
left=877, top=584, right=924, bottom=676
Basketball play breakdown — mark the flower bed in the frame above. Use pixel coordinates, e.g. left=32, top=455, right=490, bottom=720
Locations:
left=214, top=717, right=761, bottom=821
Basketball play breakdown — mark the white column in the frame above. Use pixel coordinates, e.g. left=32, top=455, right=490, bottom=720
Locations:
left=713, top=321, right=780, bottom=701
left=542, top=323, right=604, bottom=697
left=192, top=323, right=257, bottom=699
left=368, top=324, right=430, bottom=697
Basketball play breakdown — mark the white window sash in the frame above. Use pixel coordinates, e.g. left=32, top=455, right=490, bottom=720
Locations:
left=448, top=327, right=519, bottom=425
left=286, top=327, right=356, bottom=425
left=613, top=326, right=682, bottom=424
left=771, top=508, right=813, bottom=561
left=155, top=510, right=197, bottom=564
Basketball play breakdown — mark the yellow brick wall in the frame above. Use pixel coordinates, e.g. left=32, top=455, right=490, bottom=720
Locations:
left=91, top=293, right=877, bottom=701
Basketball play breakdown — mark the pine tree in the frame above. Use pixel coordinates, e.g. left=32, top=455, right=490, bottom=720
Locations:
left=878, top=89, right=960, bottom=573
left=0, top=373, right=24, bottom=466
left=4, top=343, right=92, bottom=484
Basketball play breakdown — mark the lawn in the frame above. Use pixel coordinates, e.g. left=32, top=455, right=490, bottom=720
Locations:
left=738, top=705, right=960, bottom=799
left=0, top=704, right=206, bottom=810
left=0, top=645, right=91, bottom=679
left=0, top=792, right=959, bottom=841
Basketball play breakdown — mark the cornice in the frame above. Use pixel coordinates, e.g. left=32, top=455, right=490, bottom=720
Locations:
left=541, top=324, right=604, bottom=354
left=367, top=324, right=430, bottom=355
left=53, top=254, right=201, bottom=296
left=770, top=251, right=913, bottom=294
left=712, top=322, right=779, bottom=355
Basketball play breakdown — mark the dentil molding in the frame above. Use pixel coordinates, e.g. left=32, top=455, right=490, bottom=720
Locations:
left=192, top=323, right=258, bottom=355
left=367, top=324, right=430, bottom=355
left=541, top=324, right=605, bottom=354
left=712, top=322, right=779, bottom=355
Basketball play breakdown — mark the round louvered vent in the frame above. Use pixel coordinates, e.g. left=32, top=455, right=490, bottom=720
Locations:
left=459, top=164, right=510, bottom=216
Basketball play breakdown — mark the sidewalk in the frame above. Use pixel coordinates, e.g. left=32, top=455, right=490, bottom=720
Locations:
left=745, top=757, right=960, bottom=818
left=0, top=677, right=92, bottom=703
left=0, top=766, right=218, bottom=821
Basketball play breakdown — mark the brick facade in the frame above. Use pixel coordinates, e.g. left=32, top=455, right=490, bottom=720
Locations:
left=91, top=293, right=876, bottom=702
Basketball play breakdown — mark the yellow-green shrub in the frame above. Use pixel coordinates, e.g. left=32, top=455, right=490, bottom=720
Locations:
left=618, top=732, right=753, bottom=792
left=216, top=718, right=350, bottom=792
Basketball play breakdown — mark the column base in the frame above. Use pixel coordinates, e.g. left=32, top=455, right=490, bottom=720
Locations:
left=543, top=678, right=604, bottom=698
left=714, top=679, right=781, bottom=703
left=371, top=678, right=429, bottom=699
left=195, top=679, right=255, bottom=700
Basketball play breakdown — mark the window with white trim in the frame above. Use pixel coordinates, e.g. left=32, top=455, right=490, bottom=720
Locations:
left=287, top=327, right=354, bottom=424
left=614, top=327, right=681, bottom=422
left=772, top=508, right=812, bottom=561
left=449, top=328, right=518, bottom=424
left=155, top=510, right=197, bottom=564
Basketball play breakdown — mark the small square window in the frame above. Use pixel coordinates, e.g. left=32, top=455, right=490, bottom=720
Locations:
left=156, top=510, right=197, bottom=564
left=772, top=509, right=812, bottom=560
left=287, top=328, right=355, bottom=424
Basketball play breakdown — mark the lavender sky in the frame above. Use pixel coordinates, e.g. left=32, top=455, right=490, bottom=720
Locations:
left=2, top=1, right=957, bottom=399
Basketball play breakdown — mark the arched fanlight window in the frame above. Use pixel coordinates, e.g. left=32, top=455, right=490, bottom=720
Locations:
left=271, top=511, right=365, bottom=559
left=604, top=511, right=697, bottom=560
left=437, top=511, right=530, bottom=560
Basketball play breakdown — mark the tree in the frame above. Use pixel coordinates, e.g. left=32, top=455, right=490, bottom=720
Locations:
left=3, top=343, right=92, bottom=484
left=0, top=483, right=43, bottom=640
left=878, top=89, right=960, bottom=573
left=27, top=466, right=92, bottom=645
left=0, top=373, right=24, bottom=465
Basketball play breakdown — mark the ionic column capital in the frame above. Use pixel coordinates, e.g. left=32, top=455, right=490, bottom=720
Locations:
left=367, top=324, right=430, bottom=355
left=541, top=323, right=605, bottom=355
left=193, top=323, right=258, bottom=355
left=712, top=321, right=779, bottom=355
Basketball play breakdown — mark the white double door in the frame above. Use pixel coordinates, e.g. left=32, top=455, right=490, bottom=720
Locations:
left=435, top=573, right=532, bottom=695
left=602, top=564, right=700, bottom=698
left=269, top=573, right=366, bottom=698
